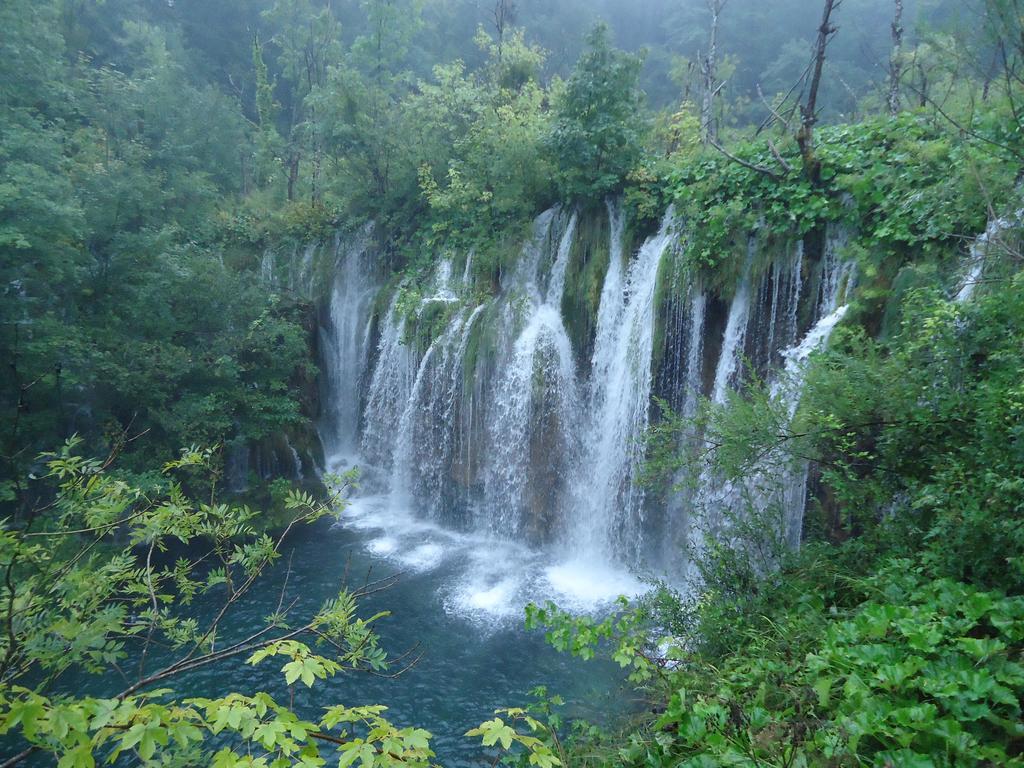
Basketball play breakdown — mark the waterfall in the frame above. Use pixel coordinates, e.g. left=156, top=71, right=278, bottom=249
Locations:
left=686, top=224, right=856, bottom=575
left=360, top=300, right=417, bottom=470
left=315, top=203, right=872, bottom=611
left=711, top=242, right=755, bottom=403
left=321, top=224, right=378, bottom=458
left=749, top=242, right=803, bottom=374
left=768, top=302, right=851, bottom=546
left=655, top=238, right=709, bottom=419
left=359, top=253, right=466, bottom=474
left=956, top=212, right=1022, bottom=303
left=545, top=213, right=576, bottom=305
left=293, top=242, right=318, bottom=294
left=681, top=288, right=708, bottom=418
left=226, top=440, right=250, bottom=493
left=287, top=438, right=305, bottom=481
left=391, top=303, right=486, bottom=520
left=759, top=227, right=856, bottom=546
left=481, top=209, right=581, bottom=542
left=654, top=269, right=709, bottom=570
left=818, top=228, right=857, bottom=315
left=261, top=249, right=275, bottom=285
left=590, top=199, right=627, bottom=388
left=432, top=257, right=458, bottom=302
left=572, top=208, right=677, bottom=562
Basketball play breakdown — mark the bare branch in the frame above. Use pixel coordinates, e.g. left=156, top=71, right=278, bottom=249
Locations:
left=708, top=138, right=783, bottom=180
left=766, top=139, right=794, bottom=174
left=756, top=83, right=793, bottom=133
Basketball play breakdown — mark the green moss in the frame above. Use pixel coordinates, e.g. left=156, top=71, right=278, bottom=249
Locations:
left=875, top=263, right=943, bottom=339
left=412, top=298, right=459, bottom=351
left=461, top=300, right=504, bottom=393
left=477, top=228, right=530, bottom=294
left=701, top=228, right=751, bottom=297
left=561, top=207, right=610, bottom=363
left=650, top=242, right=680, bottom=381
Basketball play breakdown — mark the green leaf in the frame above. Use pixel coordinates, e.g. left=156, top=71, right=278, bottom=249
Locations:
left=813, top=677, right=833, bottom=707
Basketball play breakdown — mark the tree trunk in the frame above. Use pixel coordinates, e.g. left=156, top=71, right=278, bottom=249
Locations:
left=888, top=0, right=904, bottom=116
left=797, top=0, right=840, bottom=185
left=700, top=0, right=724, bottom=144
left=287, top=152, right=300, bottom=202
left=240, top=150, right=250, bottom=196
left=493, top=0, right=516, bottom=61
left=309, top=105, right=322, bottom=204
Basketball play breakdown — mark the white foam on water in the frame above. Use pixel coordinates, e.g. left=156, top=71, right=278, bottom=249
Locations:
left=542, top=560, right=646, bottom=609
left=443, top=543, right=533, bottom=622
left=334, top=489, right=651, bottom=626
left=367, top=537, right=398, bottom=555
left=398, top=542, right=447, bottom=571
left=462, top=577, right=522, bottom=614
left=342, top=496, right=393, bottom=530
left=321, top=448, right=660, bottom=624
left=341, top=492, right=386, bottom=515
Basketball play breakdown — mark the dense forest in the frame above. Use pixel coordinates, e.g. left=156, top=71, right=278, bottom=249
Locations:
left=1, top=0, right=1023, bottom=766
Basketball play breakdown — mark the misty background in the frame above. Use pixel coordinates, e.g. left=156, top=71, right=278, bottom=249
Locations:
left=68, top=0, right=973, bottom=125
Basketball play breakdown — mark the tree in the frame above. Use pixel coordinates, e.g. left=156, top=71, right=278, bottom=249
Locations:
left=548, top=23, right=647, bottom=202
left=0, top=439, right=569, bottom=768
left=0, top=0, right=321, bottom=495
left=979, top=0, right=1024, bottom=127
left=889, top=0, right=904, bottom=116
left=1, top=0, right=85, bottom=489
left=796, top=0, right=842, bottom=184
left=251, top=33, right=285, bottom=192
left=0, top=442, right=442, bottom=766
left=306, top=0, right=424, bottom=209
left=698, top=0, right=728, bottom=144
left=492, top=0, right=518, bottom=61
left=261, top=0, right=344, bottom=201
left=415, top=29, right=555, bottom=246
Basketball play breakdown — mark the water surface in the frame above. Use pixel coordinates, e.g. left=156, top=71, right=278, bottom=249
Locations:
left=63, top=491, right=644, bottom=767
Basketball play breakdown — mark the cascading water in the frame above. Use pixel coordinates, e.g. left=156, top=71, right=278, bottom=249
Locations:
left=260, top=250, right=275, bottom=285
left=711, top=242, right=755, bottom=403
left=817, top=227, right=857, bottom=315
left=391, top=302, right=486, bottom=521
left=955, top=211, right=1022, bottom=303
left=360, top=256, right=466, bottom=477
left=763, top=230, right=857, bottom=548
left=571, top=209, right=678, bottom=562
left=680, top=289, right=709, bottom=419
left=320, top=224, right=378, bottom=457
left=769, top=301, right=851, bottom=547
left=589, top=200, right=628, bottom=386
left=749, top=241, right=804, bottom=375
left=687, top=224, right=858, bottom=572
left=294, top=242, right=318, bottom=295
left=316, top=202, right=880, bottom=617
left=481, top=209, right=581, bottom=542
left=360, top=301, right=417, bottom=470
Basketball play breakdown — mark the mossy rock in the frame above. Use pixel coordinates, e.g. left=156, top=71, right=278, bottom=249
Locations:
left=410, top=298, right=459, bottom=352
left=561, top=207, right=611, bottom=366
left=876, top=263, right=942, bottom=340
